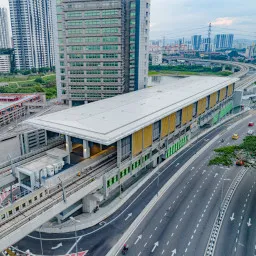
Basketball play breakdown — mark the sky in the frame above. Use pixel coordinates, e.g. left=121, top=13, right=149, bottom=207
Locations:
left=1, top=0, right=256, bottom=40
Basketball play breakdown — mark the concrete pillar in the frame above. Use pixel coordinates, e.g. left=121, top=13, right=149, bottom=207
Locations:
left=84, top=100, right=88, bottom=104
left=82, top=195, right=97, bottom=213
left=103, top=174, right=109, bottom=198
left=83, top=140, right=90, bottom=159
left=232, top=66, right=235, bottom=72
left=222, top=65, right=226, bottom=71
left=65, top=135, right=72, bottom=164
left=69, top=100, right=72, bottom=108
left=117, top=140, right=122, bottom=167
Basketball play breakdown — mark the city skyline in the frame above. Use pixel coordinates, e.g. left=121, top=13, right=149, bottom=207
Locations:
left=1, top=0, right=256, bottom=41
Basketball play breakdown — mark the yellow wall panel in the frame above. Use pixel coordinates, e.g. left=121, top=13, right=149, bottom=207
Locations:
left=161, top=116, right=169, bottom=138
left=187, top=104, right=193, bottom=121
left=143, top=125, right=153, bottom=149
left=132, top=129, right=143, bottom=156
left=169, top=113, right=176, bottom=133
left=182, top=107, right=188, bottom=125
left=210, top=92, right=217, bottom=108
left=220, top=88, right=225, bottom=101
left=228, top=84, right=232, bottom=96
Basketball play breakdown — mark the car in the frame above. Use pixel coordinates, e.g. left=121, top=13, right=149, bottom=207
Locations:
left=232, top=134, right=239, bottom=140
left=248, top=130, right=254, bottom=135
left=236, top=160, right=244, bottom=166
left=248, top=122, right=254, bottom=127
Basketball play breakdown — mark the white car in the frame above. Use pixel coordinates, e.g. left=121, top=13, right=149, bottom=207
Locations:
left=247, top=130, right=254, bottom=135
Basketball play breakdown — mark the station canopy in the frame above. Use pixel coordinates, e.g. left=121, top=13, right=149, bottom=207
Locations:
left=26, top=76, right=239, bottom=145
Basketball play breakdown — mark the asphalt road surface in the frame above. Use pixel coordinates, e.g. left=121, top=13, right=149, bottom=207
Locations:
left=13, top=112, right=255, bottom=256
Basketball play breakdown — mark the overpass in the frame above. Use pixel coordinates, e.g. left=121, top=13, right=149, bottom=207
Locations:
left=166, top=57, right=256, bottom=81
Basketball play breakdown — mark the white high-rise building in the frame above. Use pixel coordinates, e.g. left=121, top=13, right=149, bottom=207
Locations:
left=0, top=7, right=11, bottom=49
left=9, top=0, right=55, bottom=70
left=55, top=0, right=151, bottom=106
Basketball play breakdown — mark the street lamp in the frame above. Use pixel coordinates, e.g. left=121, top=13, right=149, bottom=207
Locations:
left=7, top=154, right=14, bottom=204
left=39, top=225, right=44, bottom=255
left=70, top=216, right=81, bottom=256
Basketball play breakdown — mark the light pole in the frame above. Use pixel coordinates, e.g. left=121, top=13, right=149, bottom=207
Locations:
left=7, top=154, right=15, bottom=204
left=58, top=177, right=66, bottom=203
left=70, top=217, right=80, bottom=256
left=39, top=225, right=44, bottom=255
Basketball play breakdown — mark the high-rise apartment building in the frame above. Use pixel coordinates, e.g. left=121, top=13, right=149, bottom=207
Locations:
left=55, top=0, right=150, bottom=106
left=0, top=7, right=11, bottom=49
left=9, top=0, right=55, bottom=70
left=191, top=35, right=201, bottom=51
left=214, top=34, right=234, bottom=50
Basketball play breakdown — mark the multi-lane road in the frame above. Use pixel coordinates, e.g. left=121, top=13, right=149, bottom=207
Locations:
left=122, top=113, right=256, bottom=256
left=13, top=112, right=256, bottom=256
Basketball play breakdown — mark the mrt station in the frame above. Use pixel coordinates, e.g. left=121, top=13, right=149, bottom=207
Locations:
left=23, top=76, right=238, bottom=215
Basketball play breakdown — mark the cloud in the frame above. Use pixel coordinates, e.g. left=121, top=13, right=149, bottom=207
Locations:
left=211, top=17, right=235, bottom=26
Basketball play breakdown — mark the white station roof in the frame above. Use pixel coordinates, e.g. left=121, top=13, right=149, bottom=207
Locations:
left=26, top=76, right=239, bottom=145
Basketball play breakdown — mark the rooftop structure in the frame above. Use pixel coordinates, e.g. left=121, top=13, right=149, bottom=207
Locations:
left=27, top=76, right=239, bottom=145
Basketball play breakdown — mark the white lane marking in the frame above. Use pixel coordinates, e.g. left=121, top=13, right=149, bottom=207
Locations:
left=184, top=211, right=186, bottom=215
left=149, top=234, right=152, bottom=239
left=199, top=218, right=202, bottom=223
left=167, top=241, right=169, bottom=246
left=194, top=229, right=197, bottom=234
left=191, top=235, right=194, bottom=239
left=138, top=252, right=142, bottom=256
left=162, top=249, right=165, bottom=255
left=155, top=226, right=158, bottom=231
left=171, top=233, right=174, bottom=237
left=160, top=219, right=163, bottom=223
left=176, top=225, right=179, bottom=229
left=188, top=241, right=191, bottom=246
left=185, top=248, right=188, bottom=252
left=180, top=218, right=183, bottom=222
left=144, top=242, right=147, bottom=247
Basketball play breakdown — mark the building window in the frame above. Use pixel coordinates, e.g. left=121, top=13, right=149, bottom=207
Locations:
left=85, top=45, right=101, bottom=51
left=103, top=45, right=118, bottom=50
left=176, top=110, right=182, bottom=127
left=153, top=121, right=160, bottom=141
left=103, top=78, right=118, bottom=83
left=102, top=10, right=118, bottom=16
left=121, top=136, right=131, bottom=160
left=67, top=12, right=82, bottom=18
left=206, top=95, right=210, bottom=110
left=193, top=102, right=198, bottom=117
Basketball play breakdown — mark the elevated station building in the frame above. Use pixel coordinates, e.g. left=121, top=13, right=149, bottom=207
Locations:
left=26, top=76, right=238, bottom=199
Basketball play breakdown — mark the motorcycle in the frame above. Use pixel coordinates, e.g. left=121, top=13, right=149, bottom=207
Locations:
left=121, top=247, right=128, bottom=255
left=93, top=206, right=99, bottom=213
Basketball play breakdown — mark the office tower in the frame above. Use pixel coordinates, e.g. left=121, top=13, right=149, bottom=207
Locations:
left=55, top=0, right=150, bottom=106
left=214, top=34, right=234, bottom=50
left=0, top=7, right=11, bottom=49
left=191, top=35, right=202, bottom=51
left=9, top=0, right=55, bottom=70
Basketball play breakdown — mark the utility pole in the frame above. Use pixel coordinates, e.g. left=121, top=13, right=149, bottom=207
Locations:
left=208, top=23, right=212, bottom=54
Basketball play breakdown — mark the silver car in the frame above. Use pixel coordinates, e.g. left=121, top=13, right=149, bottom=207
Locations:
left=247, top=130, right=254, bottom=135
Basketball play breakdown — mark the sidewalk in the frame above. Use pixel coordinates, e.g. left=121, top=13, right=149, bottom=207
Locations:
left=41, top=110, right=252, bottom=233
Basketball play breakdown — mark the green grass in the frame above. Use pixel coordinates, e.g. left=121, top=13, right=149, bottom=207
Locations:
left=0, top=73, right=57, bottom=99
left=209, top=136, right=256, bottom=167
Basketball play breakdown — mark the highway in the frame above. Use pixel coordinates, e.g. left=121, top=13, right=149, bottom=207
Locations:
left=214, top=168, right=256, bottom=255
left=12, top=111, right=255, bottom=256
left=121, top=113, right=255, bottom=256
